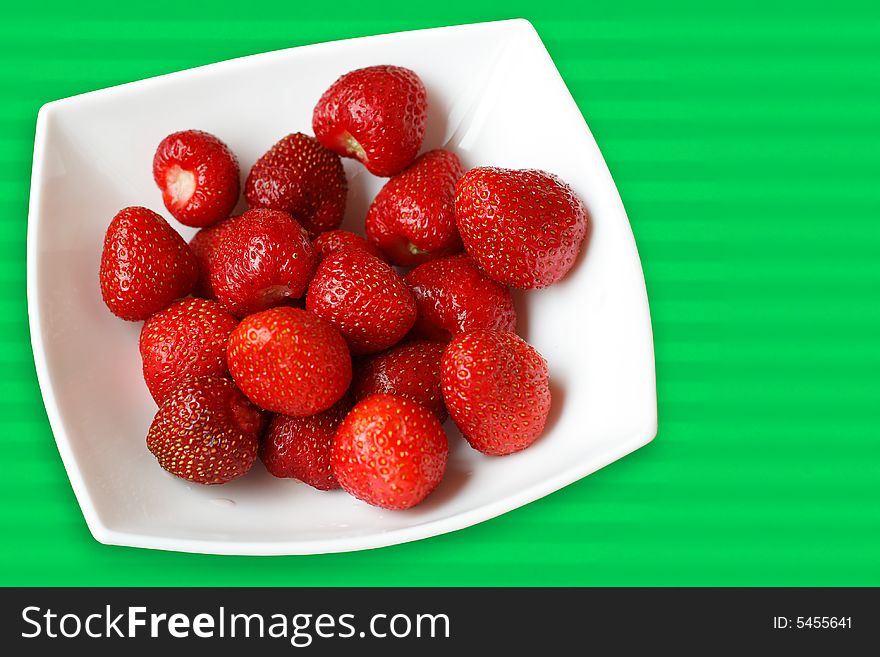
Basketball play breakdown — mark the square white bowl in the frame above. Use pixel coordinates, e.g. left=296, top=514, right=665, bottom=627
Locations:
left=27, top=19, right=656, bottom=555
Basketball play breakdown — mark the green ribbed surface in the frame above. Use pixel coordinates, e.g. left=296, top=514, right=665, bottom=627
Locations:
left=3, top=1, right=879, bottom=585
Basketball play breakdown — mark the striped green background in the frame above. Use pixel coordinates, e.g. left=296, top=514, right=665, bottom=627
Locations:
left=3, top=1, right=879, bottom=585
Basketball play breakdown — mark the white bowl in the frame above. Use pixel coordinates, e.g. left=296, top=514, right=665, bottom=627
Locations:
left=27, top=19, right=656, bottom=555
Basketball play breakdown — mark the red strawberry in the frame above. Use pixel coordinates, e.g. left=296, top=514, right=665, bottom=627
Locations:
left=260, top=396, right=351, bottom=490
left=455, top=167, right=589, bottom=288
left=405, top=255, right=516, bottom=341
left=441, top=330, right=551, bottom=456
left=331, top=394, right=448, bottom=510
left=152, top=130, right=240, bottom=228
left=139, top=298, right=239, bottom=405
left=146, top=376, right=264, bottom=484
left=189, top=216, right=238, bottom=298
left=99, top=206, right=197, bottom=321
left=210, top=208, right=317, bottom=317
left=227, top=306, right=351, bottom=416
left=312, top=65, right=427, bottom=177
left=245, top=133, right=347, bottom=238
left=352, top=340, right=447, bottom=421
left=366, top=149, right=464, bottom=266
left=312, top=229, right=385, bottom=262
left=306, top=249, right=416, bottom=355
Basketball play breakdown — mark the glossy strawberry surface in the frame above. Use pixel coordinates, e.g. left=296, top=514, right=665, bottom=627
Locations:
left=352, top=340, right=447, bottom=421
left=210, top=208, right=317, bottom=317
left=139, top=298, right=239, bottom=405
left=245, top=132, right=347, bottom=237
left=146, top=376, right=264, bottom=484
left=455, top=167, right=589, bottom=288
left=227, top=307, right=352, bottom=416
left=313, top=65, right=427, bottom=177
left=441, top=330, right=551, bottom=456
left=261, top=396, right=351, bottom=490
left=99, top=206, right=197, bottom=321
left=306, top=249, right=416, bottom=355
left=365, top=149, right=464, bottom=266
left=312, top=229, right=385, bottom=262
left=405, top=254, right=516, bottom=341
left=152, top=129, right=240, bottom=228
left=331, top=394, right=448, bottom=510
left=189, top=216, right=238, bottom=298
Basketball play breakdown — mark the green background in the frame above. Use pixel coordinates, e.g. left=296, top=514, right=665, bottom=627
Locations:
left=2, top=0, right=878, bottom=585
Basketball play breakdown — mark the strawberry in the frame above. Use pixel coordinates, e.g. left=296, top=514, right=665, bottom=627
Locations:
left=99, top=206, right=197, bottom=321
left=365, top=149, right=464, bottom=266
left=312, top=65, right=427, bottom=177
left=152, top=130, right=240, bottom=228
left=146, top=376, right=264, bottom=484
left=454, top=167, right=589, bottom=288
left=245, top=133, right=347, bottom=238
left=352, top=340, right=447, bottom=421
left=189, top=215, right=238, bottom=298
left=260, top=396, right=351, bottom=490
left=306, top=249, right=416, bottom=355
left=210, top=208, right=318, bottom=317
left=331, top=394, right=448, bottom=510
left=227, top=306, right=351, bottom=416
left=312, top=229, right=385, bottom=262
left=405, top=255, right=516, bottom=341
left=139, top=298, right=239, bottom=405
left=441, top=330, right=551, bottom=456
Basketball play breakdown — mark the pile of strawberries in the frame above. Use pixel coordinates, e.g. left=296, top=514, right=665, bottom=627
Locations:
left=99, top=65, right=589, bottom=510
